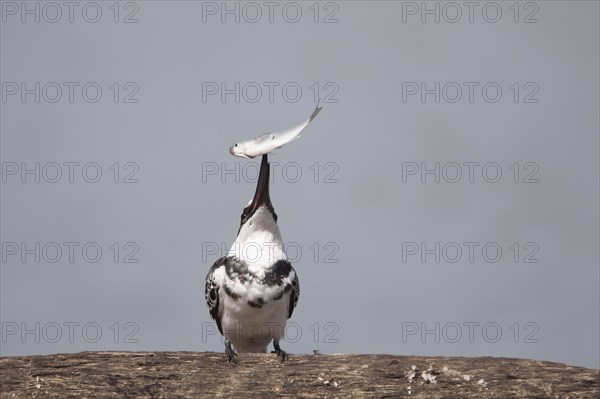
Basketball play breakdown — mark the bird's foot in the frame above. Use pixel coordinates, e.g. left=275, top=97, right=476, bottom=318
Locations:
left=225, top=340, right=238, bottom=363
left=272, top=342, right=289, bottom=362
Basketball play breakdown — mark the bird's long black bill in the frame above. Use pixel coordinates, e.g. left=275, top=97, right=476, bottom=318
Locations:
left=249, top=154, right=272, bottom=213
left=239, top=154, right=275, bottom=229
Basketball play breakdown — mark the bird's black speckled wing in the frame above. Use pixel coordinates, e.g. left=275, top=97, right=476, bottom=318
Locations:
left=288, top=270, right=299, bottom=319
left=205, top=257, right=225, bottom=334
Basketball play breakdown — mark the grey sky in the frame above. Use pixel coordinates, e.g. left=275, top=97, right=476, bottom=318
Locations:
left=1, top=1, right=598, bottom=369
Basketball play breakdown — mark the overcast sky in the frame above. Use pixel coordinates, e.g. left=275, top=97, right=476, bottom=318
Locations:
left=1, top=1, right=598, bottom=369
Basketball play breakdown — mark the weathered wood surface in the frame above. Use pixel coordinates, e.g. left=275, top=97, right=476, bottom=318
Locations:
left=1, top=352, right=598, bottom=398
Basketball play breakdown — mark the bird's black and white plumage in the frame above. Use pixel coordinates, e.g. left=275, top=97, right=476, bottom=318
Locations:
left=205, top=154, right=299, bottom=362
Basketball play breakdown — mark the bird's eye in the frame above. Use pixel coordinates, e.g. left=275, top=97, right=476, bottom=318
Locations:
left=234, top=143, right=239, bottom=147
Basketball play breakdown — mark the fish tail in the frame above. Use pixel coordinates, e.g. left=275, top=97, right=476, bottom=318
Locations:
left=309, top=103, right=322, bottom=122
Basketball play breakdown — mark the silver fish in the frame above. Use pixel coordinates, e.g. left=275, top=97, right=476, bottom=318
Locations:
left=229, top=104, right=322, bottom=158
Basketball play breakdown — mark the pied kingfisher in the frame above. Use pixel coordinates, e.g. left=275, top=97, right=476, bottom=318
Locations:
left=205, top=154, right=299, bottom=362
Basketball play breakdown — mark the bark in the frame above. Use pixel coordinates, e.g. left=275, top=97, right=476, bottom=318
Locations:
left=1, top=352, right=598, bottom=398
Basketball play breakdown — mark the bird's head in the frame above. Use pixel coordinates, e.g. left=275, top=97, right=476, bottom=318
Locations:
left=237, top=154, right=278, bottom=237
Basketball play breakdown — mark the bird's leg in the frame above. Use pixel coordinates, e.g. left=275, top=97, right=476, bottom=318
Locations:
left=224, top=340, right=238, bottom=363
left=272, top=340, right=288, bottom=362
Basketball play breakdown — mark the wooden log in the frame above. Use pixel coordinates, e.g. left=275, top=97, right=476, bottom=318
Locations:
left=1, top=352, right=598, bottom=398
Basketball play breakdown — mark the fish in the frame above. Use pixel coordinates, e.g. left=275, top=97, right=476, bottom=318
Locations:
left=229, top=104, right=322, bottom=158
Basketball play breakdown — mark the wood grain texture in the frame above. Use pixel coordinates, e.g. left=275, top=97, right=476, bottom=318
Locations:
left=1, top=352, right=598, bottom=398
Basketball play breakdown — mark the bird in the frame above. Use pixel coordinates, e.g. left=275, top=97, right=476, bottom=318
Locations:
left=205, top=154, right=299, bottom=362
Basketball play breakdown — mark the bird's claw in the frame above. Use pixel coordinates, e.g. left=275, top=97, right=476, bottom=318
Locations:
left=272, top=345, right=289, bottom=362
left=225, top=341, right=238, bottom=363
left=276, top=349, right=288, bottom=362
